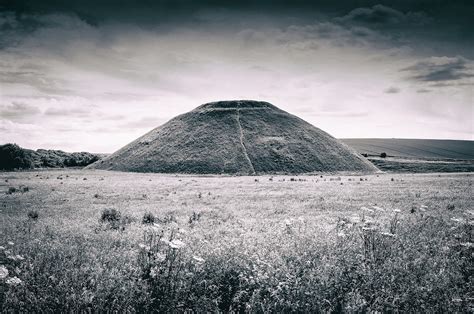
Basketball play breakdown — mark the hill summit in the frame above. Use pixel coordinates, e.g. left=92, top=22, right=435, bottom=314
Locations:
left=88, top=100, right=378, bottom=174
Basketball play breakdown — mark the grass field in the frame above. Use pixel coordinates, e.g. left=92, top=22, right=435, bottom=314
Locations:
left=1, top=170, right=473, bottom=312
left=341, top=138, right=474, bottom=160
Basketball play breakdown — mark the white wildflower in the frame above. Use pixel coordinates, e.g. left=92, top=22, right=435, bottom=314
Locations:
left=6, top=276, right=22, bottom=285
left=362, top=227, right=376, bottom=231
left=0, top=265, right=8, bottom=279
left=7, top=241, right=14, bottom=246
left=193, top=255, right=205, bottom=264
left=350, top=216, right=361, bottom=223
left=372, top=206, right=384, bottom=211
left=380, top=232, right=396, bottom=238
left=450, top=217, right=465, bottom=223
left=169, top=239, right=185, bottom=249
left=150, top=266, right=159, bottom=278
left=393, top=209, right=401, bottom=213
left=155, top=252, right=166, bottom=262
left=460, top=242, right=473, bottom=248
left=284, top=219, right=292, bottom=226
left=337, top=231, right=346, bottom=238
left=160, top=238, right=170, bottom=245
left=361, top=206, right=374, bottom=212
left=178, top=228, right=188, bottom=234
left=0, top=246, right=5, bottom=250
left=15, top=255, right=24, bottom=261
left=138, top=243, right=151, bottom=251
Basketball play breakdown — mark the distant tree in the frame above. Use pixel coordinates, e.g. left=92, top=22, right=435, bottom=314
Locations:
left=380, top=152, right=387, bottom=158
left=362, top=153, right=368, bottom=157
left=0, top=143, right=33, bottom=170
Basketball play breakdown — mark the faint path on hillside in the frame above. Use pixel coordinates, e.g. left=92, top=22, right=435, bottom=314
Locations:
left=236, top=109, right=256, bottom=175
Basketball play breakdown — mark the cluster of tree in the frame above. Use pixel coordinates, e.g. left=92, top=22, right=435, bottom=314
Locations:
left=0, top=143, right=101, bottom=170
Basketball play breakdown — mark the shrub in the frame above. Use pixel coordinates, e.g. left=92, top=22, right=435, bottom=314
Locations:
left=380, top=152, right=387, bottom=158
left=142, top=212, right=156, bottom=224
left=0, top=143, right=33, bottom=170
left=7, top=187, right=17, bottom=194
left=27, top=210, right=39, bottom=220
left=188, top=211, right=202, bottom=225
left=100, top=208, right=121, bottom=222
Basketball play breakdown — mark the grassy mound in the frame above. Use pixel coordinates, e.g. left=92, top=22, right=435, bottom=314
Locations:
left=88, top=100, right=378, bottom=174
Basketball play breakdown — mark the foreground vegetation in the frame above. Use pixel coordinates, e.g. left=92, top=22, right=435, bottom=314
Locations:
left=1, top=170, right=472, bottom=312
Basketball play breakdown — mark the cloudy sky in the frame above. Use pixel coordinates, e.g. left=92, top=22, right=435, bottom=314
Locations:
left=0, top=0, right=473, bottom=152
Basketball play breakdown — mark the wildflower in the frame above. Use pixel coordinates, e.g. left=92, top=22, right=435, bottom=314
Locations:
left=0, top=265, right=8, bottom=279
left=0, top=246, right=5, bottom=250
left=155, top=252, right=166, bottom=262
left=6, top=276, right=22, bottom=285
left=152, top=223, right=160, bottom=230
left=160, top=238, right=170, bottom=245
left=178, top=228, right=188, bottom=234
left=450, top=217, right=465, bottom=223
left=7, top=241, right=14, bottom=246
left=361, top=206, right=374, bottom=212
left=193, top=255, right=205, bottom=264
left=169, top=239, right=185, bottom=249
left=380, top=232, right=396, bottom=238
left=337, top=231, right=346, bottom=238
left=362, top=227, right=376, bottom=231
left=350, top=216, right=361, bottom=223
left=372, top=206, right=384, bottom=211
left=460, top=242, right=473, bottom=248
left=150, top=266, right=159, bottom=278
left=284, top=219, right=292, bottom=226
left=15, top=255, right=24, bottom=261
left=393, top=209, right=401, bottom=213
left=138, top=243, right=151, bottom=251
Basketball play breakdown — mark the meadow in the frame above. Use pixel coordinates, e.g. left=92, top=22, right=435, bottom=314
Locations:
left=1, top=170, right=472, bottom=312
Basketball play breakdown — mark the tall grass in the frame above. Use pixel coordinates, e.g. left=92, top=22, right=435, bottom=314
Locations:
left=2, top=204, right=471, bottom=312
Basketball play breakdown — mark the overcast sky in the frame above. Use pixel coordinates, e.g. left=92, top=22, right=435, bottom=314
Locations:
left=0, top=0, right=473, bottom=152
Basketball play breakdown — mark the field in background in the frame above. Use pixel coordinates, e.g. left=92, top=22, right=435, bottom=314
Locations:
left=1, top=170, right=473, bottom=312
left=342, top=138, right=474, bottom=173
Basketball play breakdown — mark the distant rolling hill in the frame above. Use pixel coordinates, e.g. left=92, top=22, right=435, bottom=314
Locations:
left=341, top=138, right=474, bottom=160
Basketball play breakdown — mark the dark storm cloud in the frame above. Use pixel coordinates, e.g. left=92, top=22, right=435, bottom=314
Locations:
left=335, top=4, right=430, bottom=25
left=401, top=57, right=474, bottom=83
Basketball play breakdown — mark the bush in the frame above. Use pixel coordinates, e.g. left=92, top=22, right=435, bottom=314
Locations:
left=380, top=152, right=387, bottom=158
left=99, top=208, right=134, bottom=230
left=27, top=210, right=39, bottom=220
left=0, top=143, right=33, bottom=170
left=7, top=187, right=17, bottom=194
left=100, top=208, right=121, bottom=222
left=142, top=212, right=156, bottom=224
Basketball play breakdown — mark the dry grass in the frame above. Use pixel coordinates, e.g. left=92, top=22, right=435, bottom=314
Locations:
left=0, top=170, right=472, bottom=312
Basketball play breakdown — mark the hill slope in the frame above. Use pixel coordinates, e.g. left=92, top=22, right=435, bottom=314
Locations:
left=341, top=138, right=474, bottom=160
left=88, top=100, right=377, bottom=174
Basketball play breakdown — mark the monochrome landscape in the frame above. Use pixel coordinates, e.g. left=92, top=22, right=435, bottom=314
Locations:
left=1, top=0, right=473, bottom=312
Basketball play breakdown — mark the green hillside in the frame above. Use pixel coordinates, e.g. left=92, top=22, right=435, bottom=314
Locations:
left=341, top=138, right=474, bottom=160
